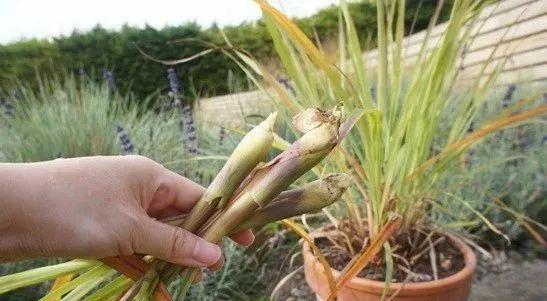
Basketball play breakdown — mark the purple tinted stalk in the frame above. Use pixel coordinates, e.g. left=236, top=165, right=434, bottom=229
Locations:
left=181, top=113, right=277, bottom=232
left=162, top=174, right=351, bottom=232
left=146, top=113, right=278, bottom=289
left=202, top=106, right=344, bottom=247
left=233, top=173, right=351, bottom=232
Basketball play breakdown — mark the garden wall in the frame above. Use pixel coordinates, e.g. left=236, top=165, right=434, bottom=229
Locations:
left=196, top=0, right=547, bottom=127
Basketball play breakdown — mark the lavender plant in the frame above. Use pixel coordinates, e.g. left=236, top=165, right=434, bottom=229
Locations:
left=0, top=95, right=14, bottom=119
left=165, top=67, right=199, bottom=156
left=102, top=69, right=117, bottom=92
left=502, top=84, right=516, bottom=108
left=180, top=103, right=198, bottom=155
left=115, top=124, right=135, bottom=155
left=0, top=76, right=185, bottom=170
left=167, top=68, right=181, bottom=107
left=438, top=89, right=547, bottom=247
left=218, top=126, right=226, bottom=146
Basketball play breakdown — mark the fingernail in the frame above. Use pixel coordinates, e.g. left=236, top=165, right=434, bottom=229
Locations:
left=193, top=239, right=221, bottom=265
left=247, top=233, right=255, bottom=246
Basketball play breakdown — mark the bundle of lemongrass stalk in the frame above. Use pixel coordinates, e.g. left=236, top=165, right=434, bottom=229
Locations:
left=0, top=105, right=359, bottom=301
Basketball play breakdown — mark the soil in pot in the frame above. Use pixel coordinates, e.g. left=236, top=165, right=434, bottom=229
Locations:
left=315, top=224, right=465, bottom=283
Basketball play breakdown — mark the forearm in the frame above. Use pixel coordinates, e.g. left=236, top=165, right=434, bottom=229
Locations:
left=0, top=159, right=121, bottom=262
left=0, top=162, right=50, bottom=261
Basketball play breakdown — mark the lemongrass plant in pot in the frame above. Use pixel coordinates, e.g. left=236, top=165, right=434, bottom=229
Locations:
left=226, top=0, right=547, bottom=300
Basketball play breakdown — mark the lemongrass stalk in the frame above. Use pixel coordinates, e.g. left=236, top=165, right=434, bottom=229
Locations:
left=39, top=264, right=112, bottom=300
left=201, top=106, right=343, bottom=243
left=82, top=275, right=132, bottom=301
left=160, top=174, right=351, bottom=234
left=174, top=107, right=347, bottom=299
left=61, top=269, right=117, bottom=301
left=0, top=259, right=99, bottom=294
left=233, top=173, right=351, bottom=232
left=119, top=278, right=144, bottom=301
left=173, top=268, right=199, bottom=301
left=133, top=264, right=159, bottom=301
left=182, top=112, right=277, bottom=231
left=166, top=173, right=351, bottom=286
left=131, top=113, right=277, bottom=296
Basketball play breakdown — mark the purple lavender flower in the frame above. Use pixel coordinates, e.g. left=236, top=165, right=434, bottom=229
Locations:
left=167, top=68, right=181, bottom=106
left=115, top=124, right=134, bottom=155
left=219, top=126, right=226, bottom=146
left=180, top=104, right=198, bottom=155
left=277, top=76, right=296, bottom=96
left=0, top=95, right=14, bottom=118
left=102, top=69, right=117, bottom=92
left=502, top=84, right=516, bottom=108
left=182, top=103, right=191, bottom=113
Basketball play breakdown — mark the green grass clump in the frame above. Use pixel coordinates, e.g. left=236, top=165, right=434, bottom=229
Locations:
left=437, top=85, right=547, bottom=247
left=0, top=75, right=236, bottom=183
left=0, top=76, right=181, bottom=166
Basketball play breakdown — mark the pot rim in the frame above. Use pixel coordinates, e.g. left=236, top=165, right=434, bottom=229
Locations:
left=303, top=232, right=477, bottom=295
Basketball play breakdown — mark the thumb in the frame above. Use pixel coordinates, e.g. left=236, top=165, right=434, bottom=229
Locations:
left=133, top=218, right=221, bottom=267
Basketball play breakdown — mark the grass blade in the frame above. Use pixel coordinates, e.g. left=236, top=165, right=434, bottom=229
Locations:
left=281, top=219, right=336, bottom=295
left=0, top=260, right=99, bottom=295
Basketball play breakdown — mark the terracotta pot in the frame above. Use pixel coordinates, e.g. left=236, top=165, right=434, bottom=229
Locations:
left=303, top=233, right=476, bottom=301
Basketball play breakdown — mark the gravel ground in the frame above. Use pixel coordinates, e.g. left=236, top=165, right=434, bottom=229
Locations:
left=470, top=260, right=547, bottom=301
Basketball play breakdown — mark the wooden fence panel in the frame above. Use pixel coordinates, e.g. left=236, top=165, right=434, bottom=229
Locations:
left=197, top=0, right=547, bottom=126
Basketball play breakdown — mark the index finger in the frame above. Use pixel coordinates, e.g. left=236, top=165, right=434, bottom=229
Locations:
left=167, top=170, right=205, bottom=212
left=147, top=169, right=205, bottom=217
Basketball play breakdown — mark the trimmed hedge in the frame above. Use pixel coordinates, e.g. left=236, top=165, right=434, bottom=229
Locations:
left=0, top=1, right=452, bottom=102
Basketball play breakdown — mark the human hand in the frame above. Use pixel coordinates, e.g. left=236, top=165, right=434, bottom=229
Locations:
left=0, top=155, right=254, bottom=269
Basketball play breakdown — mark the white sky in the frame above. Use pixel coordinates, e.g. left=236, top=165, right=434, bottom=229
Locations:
left=0, top=0, right=339, bottom=44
